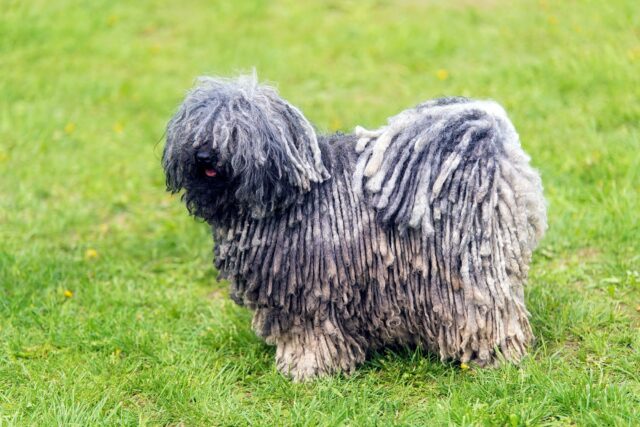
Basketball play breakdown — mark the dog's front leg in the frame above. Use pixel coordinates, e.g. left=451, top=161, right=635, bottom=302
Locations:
left=273, top=319, right=365, bottom=382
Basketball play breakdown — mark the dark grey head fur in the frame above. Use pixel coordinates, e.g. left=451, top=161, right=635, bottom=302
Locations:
left=163, top=74, right=330, bottom=220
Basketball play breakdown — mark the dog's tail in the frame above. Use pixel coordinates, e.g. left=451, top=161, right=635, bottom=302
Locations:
left=353, top=97, right=547, bottom=363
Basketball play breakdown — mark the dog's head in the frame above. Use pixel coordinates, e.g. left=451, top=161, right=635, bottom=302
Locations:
left=162, top=75, right=330, bottom=221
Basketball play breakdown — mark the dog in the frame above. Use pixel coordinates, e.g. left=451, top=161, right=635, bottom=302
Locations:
left=162, top=74, right=546, bottom=381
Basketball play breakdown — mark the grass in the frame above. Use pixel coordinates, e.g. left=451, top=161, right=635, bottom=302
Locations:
left=1, top=0, right=639, bottom=425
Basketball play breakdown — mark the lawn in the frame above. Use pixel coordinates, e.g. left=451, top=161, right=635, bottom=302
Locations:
left=1, top=0, right=639, bottom=425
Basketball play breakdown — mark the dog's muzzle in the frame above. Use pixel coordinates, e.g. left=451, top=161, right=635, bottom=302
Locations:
left=196, top=149, right=218, bottom=178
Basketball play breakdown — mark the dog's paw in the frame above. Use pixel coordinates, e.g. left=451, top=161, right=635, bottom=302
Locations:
left=276, top=348, right=326, bottom=382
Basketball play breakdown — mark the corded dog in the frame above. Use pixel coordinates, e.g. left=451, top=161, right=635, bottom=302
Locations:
left=162, top=74, right=546, bottom=381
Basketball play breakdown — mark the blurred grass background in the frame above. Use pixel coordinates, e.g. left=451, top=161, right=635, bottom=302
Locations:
left=1, top=0, right=639, bottom=425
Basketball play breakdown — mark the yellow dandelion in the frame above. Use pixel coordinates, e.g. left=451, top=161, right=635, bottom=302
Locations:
left=329, top=117, right=343, bottom=132
left=85, top=248, right=99, bottom=260
left=436, top=69, right=449, bottom=81
left=107, top=15, right=119, bottom=26
left=460, top=362, right=470, bottom=371
left=113, top=122, right=124, bottom=134
left=64, top=122, right=76, bottom=135
left=547, top=15, right=558, bottom=25
left=64, top=289, right=73, bottom=298
left=149, top=43, right=161, bottom=54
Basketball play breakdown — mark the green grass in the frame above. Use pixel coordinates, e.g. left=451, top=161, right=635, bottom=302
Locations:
left=1, top=0, right=639, bottom=425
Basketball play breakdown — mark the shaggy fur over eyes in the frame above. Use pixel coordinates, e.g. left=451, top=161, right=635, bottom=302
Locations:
left=163, top=75, right=329, bottom=219
left=162, top=74, right=547, bottom=381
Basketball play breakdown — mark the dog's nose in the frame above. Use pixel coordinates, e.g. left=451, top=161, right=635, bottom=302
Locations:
left=196, top=151, right=212, bottom=162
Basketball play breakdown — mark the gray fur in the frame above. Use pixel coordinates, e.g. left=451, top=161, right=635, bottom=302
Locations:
left=163, top=75, right=547, bottom=381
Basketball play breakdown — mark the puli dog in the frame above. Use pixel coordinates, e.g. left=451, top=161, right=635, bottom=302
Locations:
left=162, top=74, right=546, bottom=381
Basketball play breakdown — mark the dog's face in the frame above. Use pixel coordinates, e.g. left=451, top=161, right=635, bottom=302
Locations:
left=162, top=75, right=330, bottom=221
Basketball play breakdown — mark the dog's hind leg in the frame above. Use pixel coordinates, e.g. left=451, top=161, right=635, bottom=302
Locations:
left=273, top=318, right=366, bottom=381
left=427, top=128, right=546, bottom=367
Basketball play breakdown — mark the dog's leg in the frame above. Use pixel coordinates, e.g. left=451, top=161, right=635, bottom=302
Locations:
left=273, top=319, right=365, bottom=382
left=427, top=151, right=542, bottom=367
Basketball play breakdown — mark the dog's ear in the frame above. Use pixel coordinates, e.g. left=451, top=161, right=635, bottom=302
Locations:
left=169, top=74, right=330, bottom=217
